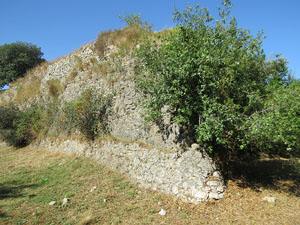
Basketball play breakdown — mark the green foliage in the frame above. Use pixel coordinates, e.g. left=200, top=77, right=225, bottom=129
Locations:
left=0, top=42, right=45, bottom=88
left=135, top=0, right=297, bottom=162
left=136, top=1, right=265, bottom=151
left=62, top=89, right=113, bottom=140
left=0, top=105, right=42, bottom=147
left=14, top=106, right=42, bottom=145
left=119, top=13, right=153, bottom=31
left=0, top=89, right=114, bottom=145
left=248, top=80, right=300, bottom=156
left=0, top=105, right=20, bottom=145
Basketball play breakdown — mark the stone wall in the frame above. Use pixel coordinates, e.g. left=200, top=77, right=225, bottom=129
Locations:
left=0, top=42, right=227, bottom=203
left=0, top=44, right=184, bottom=151
left=31, top=138, right=225, bottom=204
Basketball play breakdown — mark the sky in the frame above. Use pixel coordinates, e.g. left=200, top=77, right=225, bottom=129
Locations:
left=1, top=0, right=299, bottom=79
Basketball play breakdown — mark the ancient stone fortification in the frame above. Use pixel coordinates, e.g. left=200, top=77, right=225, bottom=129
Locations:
left=31, top=139, right=225, bottom=203
left=0, top=43, right=226, bottom=203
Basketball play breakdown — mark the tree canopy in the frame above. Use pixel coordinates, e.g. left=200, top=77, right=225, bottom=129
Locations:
left=0, top=42, right=45, bottom=88
left=135, top=0, right=299, bottom=165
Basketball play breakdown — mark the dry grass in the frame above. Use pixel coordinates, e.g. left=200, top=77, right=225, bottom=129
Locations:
left=0, top=145, right=299, bottom=224
left=47, top=78, right=62, bottom=97
left=64, top=69, right=79, bottom=88
left=95, top=26, right=145, bottom=58
left=74, top=58, right=91, bottom=72
left=93, top=61, right=113, bottom=76
left=14, top=76, right=41, bottom=103
left=10, top=61, right=49, bottom=90
left=91, top=59, right=122, bottom=87
left=94, top=25, right=171, bottom=59
left=5, top=61, right=52, bottom=104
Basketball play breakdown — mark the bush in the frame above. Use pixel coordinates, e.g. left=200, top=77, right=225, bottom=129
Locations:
left=0, top=105, right=20, bottom=146
left=135, top=1, right=294, bottom=166
left=0, top=90, right=113, bottom=145
left=62, top=89, right=113, bottom=140
left=248, top=80, right=300, bottom=156
left=0, top=105, right=42, bottom=147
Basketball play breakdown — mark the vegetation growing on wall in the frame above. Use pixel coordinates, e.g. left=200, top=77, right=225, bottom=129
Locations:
left=95, top=14, right=152, bottom=58
left=47, top=78, right=62, bottom=97
left=61, top=89, right=114, bottom=140
left=0, top=89, right=113, bottom=146
left=12, top=75, right=42, bottom=103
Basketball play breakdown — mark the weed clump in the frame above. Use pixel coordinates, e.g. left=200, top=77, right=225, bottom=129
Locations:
left=61, top=89, right=114, bottom=140
left=95, top=26, right=142, bottom=58
left=47, top=79, right=62, bottom=97
left=0, top=105, right=42, bottom=147
left=0, top=89, right=114, bottom=146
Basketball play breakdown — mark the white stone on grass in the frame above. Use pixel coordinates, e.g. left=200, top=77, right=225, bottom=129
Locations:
left=62, top=198, right=69, bottom=207
left=159, top=209, right=166, bottom=216
left=209, top=192, right=223, bottom=200
left=90, top=186, right=97, bottom=192
left=49, top=201, right=56, bottom=206
left=262, top=196, right=276, bottom=204
left=172, top=186, right=179, bottom=195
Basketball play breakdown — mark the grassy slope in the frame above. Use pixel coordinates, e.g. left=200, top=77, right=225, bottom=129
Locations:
left=0, top=146, right=299, bottom=225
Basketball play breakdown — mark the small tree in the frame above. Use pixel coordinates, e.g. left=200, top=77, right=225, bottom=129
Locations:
left=0, top=42, right=45, bottom=88
left=119, top=13, right=153, bottom=31
left=135, top=0, right=295, bottom=166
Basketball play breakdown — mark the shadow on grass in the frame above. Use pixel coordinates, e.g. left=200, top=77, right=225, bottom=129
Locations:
left=0, top=210, right=8, bottom=218
left=229, top=159, right=300, bottom=196
left=0, top=180, right=39, bottom=200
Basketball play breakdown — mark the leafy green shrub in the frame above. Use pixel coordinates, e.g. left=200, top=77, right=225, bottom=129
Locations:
left=0, top=105, right=42, bottom=147
left=62, top=89, right=113, bottom=140
left=135, top=1, right=294, bottom=165
left=15, top=106, right=42, bottom=145
left=248, top=80, right=300, bottom=156
left=0, top=105, right=20, bottom=146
